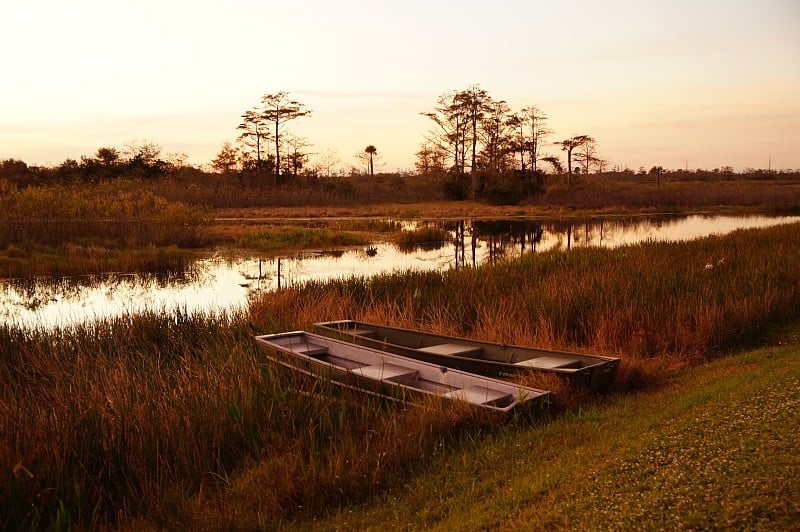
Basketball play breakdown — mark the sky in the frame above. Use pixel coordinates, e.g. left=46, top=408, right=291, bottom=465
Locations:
left=1, top=0, right=798, bottom=173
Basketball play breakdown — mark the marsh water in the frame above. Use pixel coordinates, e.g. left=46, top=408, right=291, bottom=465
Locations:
left=3, top=214, right=798, bottom=328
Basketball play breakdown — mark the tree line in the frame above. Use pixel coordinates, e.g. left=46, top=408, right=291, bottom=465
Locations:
left=0, top=141, right=189, bottom=187
left=209, top=85, right=602, bottom=202
left=416, top=84, right=600, bottom=200
left=2, top=85, right=797, bottom=204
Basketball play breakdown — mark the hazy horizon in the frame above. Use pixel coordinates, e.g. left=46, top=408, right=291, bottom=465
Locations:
left=1, top=0, right=798, bottom=172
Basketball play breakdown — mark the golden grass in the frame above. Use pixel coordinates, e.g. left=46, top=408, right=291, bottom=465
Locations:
left=0, top=181, right=209, bottom=250
left=3, top=222, right=800, bottom=528
left=260, top=222, right=800, bottom=387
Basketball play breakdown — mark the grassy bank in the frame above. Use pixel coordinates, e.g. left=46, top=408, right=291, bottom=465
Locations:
left=2, top=223, right=799, bottom=528
left=295, top=323, right=800, bottom=530
left=0, top=245, right=196, bottom=279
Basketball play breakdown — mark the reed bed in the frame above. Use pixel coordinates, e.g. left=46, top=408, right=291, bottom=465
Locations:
left=3, top=223, right=799, bottom=528
left=87, top=173, right=800, bottom=213
left=0, top=245, right=195, bottom=279
left=395, top=226, right=450, bottom=252
left=141, top=173, right=436, bottom=209
left=271, top=222, right=800, bottom=387
left=0, top=182, right=209, bottom=249
left=535, top=179, right=800, bottom=213
left=0, top=311, right=502, bottom=530
left=238, top=227, right=369, bottom=253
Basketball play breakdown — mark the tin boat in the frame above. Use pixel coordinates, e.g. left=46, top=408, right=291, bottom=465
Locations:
left=254, top=331, right=550, bottom=413
left=313, top=320, right=619, bottom=393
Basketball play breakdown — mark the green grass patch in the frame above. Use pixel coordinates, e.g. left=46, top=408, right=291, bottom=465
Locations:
left=289, top=325, right=800, bottom=530
left=395, top=226, right=450, bottom=251
left=238, top=227, right=369, bottom=252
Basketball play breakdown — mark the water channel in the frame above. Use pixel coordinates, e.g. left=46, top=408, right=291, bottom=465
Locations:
left=2, top=214, right=798, bottom=329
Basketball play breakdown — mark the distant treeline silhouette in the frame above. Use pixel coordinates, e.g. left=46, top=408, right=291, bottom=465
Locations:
left=2, top=81, right=799, bottom=208
left=2, top=152, right=800, bottom=211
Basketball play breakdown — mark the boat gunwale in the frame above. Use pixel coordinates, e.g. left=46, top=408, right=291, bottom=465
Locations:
left=313, top=320, right=619, bottom=367
left=312, top=320, right=621, bottom=393
left=255, top=330, right=550, bottom=413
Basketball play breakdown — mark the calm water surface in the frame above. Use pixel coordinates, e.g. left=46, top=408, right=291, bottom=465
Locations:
left=3, top=214, right=798, bottom=328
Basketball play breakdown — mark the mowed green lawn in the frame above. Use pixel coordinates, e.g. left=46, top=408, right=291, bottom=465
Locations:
left=291, top=325, right=800, bottom=531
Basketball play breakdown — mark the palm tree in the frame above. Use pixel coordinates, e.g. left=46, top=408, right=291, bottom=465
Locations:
left=364, top=145, right=377, bottom=177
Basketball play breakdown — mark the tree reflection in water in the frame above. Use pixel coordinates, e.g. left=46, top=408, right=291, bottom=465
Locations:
left=2, top=214, right=798, bottom=328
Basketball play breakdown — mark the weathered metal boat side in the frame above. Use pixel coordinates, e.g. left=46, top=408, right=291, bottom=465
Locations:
left=313, top=320, right=620, bottom=393
left=254, top=331, right=550, bottom=413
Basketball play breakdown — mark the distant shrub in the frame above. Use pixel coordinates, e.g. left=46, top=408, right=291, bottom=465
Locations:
left=440, top=175, right=469, bottom=200
left=483, top=170, right=546, bottom=205
left=395, top=226, right=450, bottom=252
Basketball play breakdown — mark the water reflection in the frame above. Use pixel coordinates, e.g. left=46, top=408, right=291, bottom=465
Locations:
left=1, top=268, right=208, bottom=327
left=410, top=214, right=800, bottom=262
left=2, top=214, right=798, bottom=328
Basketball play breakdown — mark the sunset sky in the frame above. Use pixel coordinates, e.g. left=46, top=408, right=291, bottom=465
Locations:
left=1, top=0, right=798, bottom=172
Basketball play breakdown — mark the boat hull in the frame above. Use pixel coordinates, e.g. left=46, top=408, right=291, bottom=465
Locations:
left=254, top=331, right=550, bottom=413
left=313, top=320, right=620, bottom=393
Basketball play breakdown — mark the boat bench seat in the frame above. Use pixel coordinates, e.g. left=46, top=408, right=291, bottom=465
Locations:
left=417, top=343, right=483, bottom=358
left=515, top=356, right=582, bottom=369
left=354, top=363, right=419, bottom=385
left=285, top=341, right=329, bottom=358
left=347, top=326, right=379, bottom=339
left=443, top=385, right=513, bottom=407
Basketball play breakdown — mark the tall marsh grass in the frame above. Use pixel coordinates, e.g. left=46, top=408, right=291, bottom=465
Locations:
left=3, top=223, right=799, bottom=528
left=395, top=226, right=450, bottom=252
left=238, top=226, right=369, bottom=252
left=265, top=222, right=800, bottom=378
left=0, top=245, right=194, bottom=279
left=0, top=311, right=500, bottom=529
left=85, top=173, right=800, bottom=212
left=134, top=172, right=437, bottom=209
left=0, top=180, right=209, bottom=249
left=535, top=179, right=800, bottom=213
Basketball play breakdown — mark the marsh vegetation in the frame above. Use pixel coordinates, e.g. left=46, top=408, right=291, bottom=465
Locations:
left=2, top=220, right=800, bottom=528
left=2, top=154, right=800, bottom=528
left=3, top=166, right=800, bottom=278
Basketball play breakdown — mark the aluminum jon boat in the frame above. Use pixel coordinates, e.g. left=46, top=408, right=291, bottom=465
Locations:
left=254, top=331, right=550, bottom=413
left=313, top=320, right=620, bottom=393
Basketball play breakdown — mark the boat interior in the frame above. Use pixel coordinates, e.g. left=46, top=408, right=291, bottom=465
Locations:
left=324, top=321, right=587, bottom=370
left=269, top=333, right=518, bottom=408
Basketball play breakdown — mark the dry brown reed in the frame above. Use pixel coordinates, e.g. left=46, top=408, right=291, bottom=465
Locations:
left=4, top=221, right=799, bottom=528
left=132, top=171, right=800, bottom=213
left=1, top=306, right=501, bottom=529
left=535, top=179, right=800, bottom=213
left=0, top=181, right=209, bottom=249
left=274, top=222, right=800, bottom=391
left=0, top=245, right=194, bottom=279
left=139, top=173, right=437, bottom=209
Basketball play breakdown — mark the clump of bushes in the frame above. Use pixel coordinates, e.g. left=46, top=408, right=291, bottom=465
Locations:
left=0, top=180, right=209, bottom=248
left=395, top=225, right=450, bottom=251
